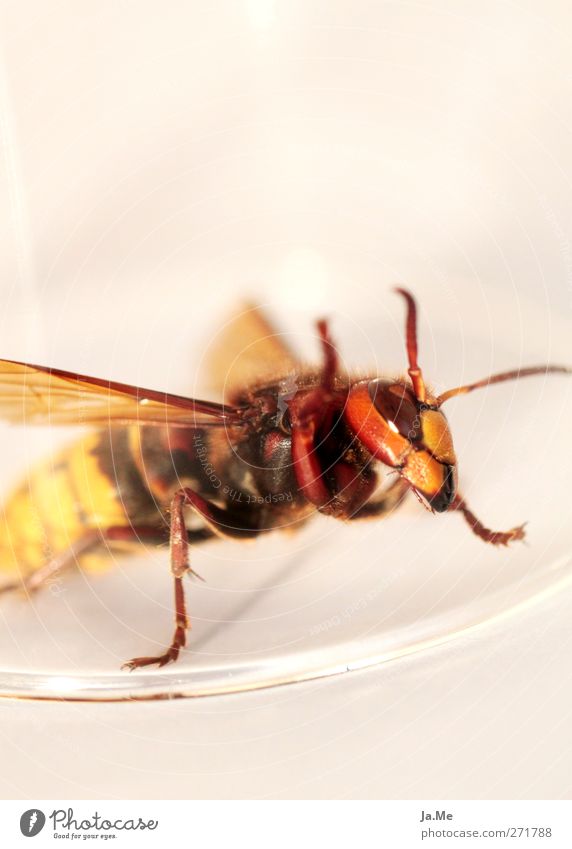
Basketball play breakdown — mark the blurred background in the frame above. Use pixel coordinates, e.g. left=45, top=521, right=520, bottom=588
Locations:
left=0, top=0, right=571, bottom=798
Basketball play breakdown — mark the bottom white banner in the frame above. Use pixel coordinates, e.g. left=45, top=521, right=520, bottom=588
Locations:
left=0, top=800, right=570, bottom=848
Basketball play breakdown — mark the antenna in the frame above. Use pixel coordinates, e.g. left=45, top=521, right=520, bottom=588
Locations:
left=394, top=288, right=427, bottom=403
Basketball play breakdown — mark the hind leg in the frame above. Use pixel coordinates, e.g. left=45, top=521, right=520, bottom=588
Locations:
left=0, top=524, right=212, bottom=597
left=0, top=533, right=100, bottom=595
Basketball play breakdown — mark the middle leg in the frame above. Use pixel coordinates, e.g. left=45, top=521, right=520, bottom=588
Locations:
left=346, top=476, right=409, bottom=521
left=123, top=488, right=262, bottom=670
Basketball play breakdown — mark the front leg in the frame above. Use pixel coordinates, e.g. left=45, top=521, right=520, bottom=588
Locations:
left=346, top=476, right=409, bottom=521
left=451, top=494, right=526, bottom=546
left=122, top=488, right=261, bottom=671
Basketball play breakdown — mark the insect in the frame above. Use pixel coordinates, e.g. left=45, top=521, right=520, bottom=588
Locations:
left=0, top=290, right=569, bottom=670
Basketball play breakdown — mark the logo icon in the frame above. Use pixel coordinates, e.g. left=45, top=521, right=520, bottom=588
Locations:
left=19, top=809, right=46, bottom=837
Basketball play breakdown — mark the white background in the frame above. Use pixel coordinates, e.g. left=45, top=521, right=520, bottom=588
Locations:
left=0, top=0, right=571, bottom=799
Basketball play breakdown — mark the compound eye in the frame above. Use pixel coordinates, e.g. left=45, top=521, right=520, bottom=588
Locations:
left=368, top=380, right=420, bottom=441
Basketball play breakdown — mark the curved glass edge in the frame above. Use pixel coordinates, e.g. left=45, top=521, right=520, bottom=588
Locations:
left=1, top=554, right=570, bottom=702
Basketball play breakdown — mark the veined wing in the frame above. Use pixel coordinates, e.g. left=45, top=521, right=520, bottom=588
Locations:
left=0, top=359, right=245, bottom=428
left=206, top=303, right=300, bottom=400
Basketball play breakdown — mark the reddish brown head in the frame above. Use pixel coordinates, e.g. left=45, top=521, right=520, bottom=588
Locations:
left=343, top=293, right=455, bottom=511
left=343, top=288, right=571, bottom=513
left=360, top=378, right=457, bottom=512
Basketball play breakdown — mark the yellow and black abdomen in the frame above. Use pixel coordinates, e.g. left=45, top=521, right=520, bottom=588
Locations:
left=0, top=428, right=164, bottom=586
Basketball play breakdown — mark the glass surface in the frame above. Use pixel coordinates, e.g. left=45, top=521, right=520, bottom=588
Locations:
left=0, top=286, right=570, bottom=702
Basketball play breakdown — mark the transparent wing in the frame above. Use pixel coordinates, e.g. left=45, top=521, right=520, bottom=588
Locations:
left=206, top=303, right=300, bottom=399
left=0, top=359, right=244, bottom=427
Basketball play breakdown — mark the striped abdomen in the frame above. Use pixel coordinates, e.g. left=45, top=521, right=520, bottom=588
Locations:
left=0, top=427, right=204, bottom=585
